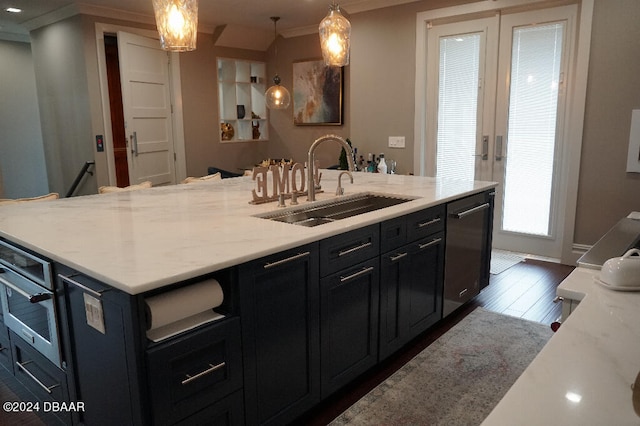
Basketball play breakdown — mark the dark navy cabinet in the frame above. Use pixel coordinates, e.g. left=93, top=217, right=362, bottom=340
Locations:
left=379, top=205, right=445, bottom=360
left=320, top=257, right=379, bottom=397
left=319, top=225, right=381, bottom=397
left=58, top=266, right=146, bottom=426
left=239, top=243, right=320, bottom=426
left=57, top=264, right=242, bottom=426
left=146, top=317, right=243, bottom=425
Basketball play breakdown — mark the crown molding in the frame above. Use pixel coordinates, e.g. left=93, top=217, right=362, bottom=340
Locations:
left=23, top=2, right=217, bottom=34
left=279, top=0, right=422, bottom=38
left=342, top=0, right=420, bottom=14
left=0, top=31, right=30, bottom=43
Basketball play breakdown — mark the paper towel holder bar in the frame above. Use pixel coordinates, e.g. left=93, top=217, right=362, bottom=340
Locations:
left=58, top=273, right=107, bottom=298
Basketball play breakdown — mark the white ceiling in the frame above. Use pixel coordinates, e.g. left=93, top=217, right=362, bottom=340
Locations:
left=0, top=0, right=421, bottom=47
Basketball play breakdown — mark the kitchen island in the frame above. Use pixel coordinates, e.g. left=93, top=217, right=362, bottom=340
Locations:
left=0, top=170, right=496, bottom=425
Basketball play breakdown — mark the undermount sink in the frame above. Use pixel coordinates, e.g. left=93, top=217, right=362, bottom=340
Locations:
left=256, top=192, right=416, bottom=227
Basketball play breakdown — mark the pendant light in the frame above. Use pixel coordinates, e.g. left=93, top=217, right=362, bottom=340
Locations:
left=319, top=2, right=351, bottom=67
left=265, top=17, right=291, bottom=110
left=152, top=0, right=199, bottom=52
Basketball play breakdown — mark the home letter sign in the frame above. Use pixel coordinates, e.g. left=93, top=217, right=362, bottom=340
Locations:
left=250, top=162, right=321, bottom=204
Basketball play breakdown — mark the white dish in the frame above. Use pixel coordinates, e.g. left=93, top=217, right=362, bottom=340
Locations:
left=594, top=276, right=640, bottom=292
left=599, top=249, right=640, bottom=288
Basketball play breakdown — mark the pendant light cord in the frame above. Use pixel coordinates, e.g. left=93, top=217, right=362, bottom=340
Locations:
left=271, top=16, right=280, bottom=77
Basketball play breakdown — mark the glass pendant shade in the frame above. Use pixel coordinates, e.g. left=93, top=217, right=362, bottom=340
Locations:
left=265, top=75, right=291, bottom=109
left=319, top=3, right=351, bottom=66
left=266, top=17, right=291, bottom=110
left=152, top=0, right=198, bottom=52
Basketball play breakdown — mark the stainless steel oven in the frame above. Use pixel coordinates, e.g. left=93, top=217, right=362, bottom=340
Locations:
left=0, top=240, right=62, bottom=368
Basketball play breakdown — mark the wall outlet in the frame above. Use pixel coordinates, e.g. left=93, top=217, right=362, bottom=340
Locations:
left=388, top=136, right=405, bottom=148
left=83, top=293, right=105, bottom=334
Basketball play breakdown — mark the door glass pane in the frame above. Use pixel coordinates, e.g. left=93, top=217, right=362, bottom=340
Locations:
left=502, top=23, right=564, bottom=236
left=436, top=33, right=481, bottom=181
left=6, top=290, right=51, bottom=341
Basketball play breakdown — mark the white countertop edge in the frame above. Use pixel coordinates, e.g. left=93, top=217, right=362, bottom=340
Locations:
left=482, top=267, right=640, bottom=424
left=0, top=172, right=497, bottom=294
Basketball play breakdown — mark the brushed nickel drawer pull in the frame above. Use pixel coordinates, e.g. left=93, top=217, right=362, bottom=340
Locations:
left=459, top=288, right=468, bottom=298
left=338, top=241, right=372, bottom=257
left=264, top=252, right=310, bottom=269
left=390, top=252, right=408, bottom=262
left=340, top=266, right=374, bottom=283
left=418, top=217, right=441, bottom=228
left=15, top=361, right=60, bottom=394
left=418, top=238, right=442, bottom=250
left=182, top=361, right=226, bottom=385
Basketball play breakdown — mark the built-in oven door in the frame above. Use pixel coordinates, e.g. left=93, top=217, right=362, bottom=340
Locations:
left=0, top=266, right=61, bottom=368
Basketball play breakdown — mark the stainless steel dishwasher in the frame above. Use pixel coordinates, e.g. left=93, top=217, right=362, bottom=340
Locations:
left=443, top=191, right=494, bottom=317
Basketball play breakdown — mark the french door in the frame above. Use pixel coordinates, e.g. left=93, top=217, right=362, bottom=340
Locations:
left=424, top=5, right=577, bottom=258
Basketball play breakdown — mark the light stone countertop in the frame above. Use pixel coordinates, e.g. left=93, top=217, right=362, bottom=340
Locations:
left=0, top=170, right=496, bottom=295
left=483, top=267, right=640, bottom=424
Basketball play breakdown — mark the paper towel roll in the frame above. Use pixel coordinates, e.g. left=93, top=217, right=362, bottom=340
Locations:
left=145, top=279, right=224, bottom=331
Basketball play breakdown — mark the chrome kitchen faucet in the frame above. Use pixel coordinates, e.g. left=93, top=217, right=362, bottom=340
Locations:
left=307, top=135, right=355, bottom=202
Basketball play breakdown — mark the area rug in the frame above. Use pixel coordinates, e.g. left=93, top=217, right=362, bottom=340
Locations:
left=490, top=250, right=524, bottom=275
left=330, top=308, right=553, bottom=426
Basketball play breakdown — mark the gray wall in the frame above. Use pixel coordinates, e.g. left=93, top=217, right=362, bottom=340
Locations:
left=574, top=0, right=640, bottom=244
left=264, top=33, right=352, bottom=169
left=0, top=40, right=48, bottom=198
left=29, top=15, right=96, bottom=197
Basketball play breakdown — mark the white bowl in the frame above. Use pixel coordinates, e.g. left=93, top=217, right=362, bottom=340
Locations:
left=600, top=248, right=640, bottom=288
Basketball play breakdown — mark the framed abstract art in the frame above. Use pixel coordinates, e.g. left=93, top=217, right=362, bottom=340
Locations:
left=293, top=59, right=343, bottom=125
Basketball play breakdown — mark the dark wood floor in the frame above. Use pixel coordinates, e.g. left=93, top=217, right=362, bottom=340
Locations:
left=297, top=258, right=574, bottom=425
left=0, top=258, right=573, bottom=426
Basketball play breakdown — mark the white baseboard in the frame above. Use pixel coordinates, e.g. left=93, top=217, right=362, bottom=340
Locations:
left=491, top=244, right=593, bottom=266
left=572, top=243, right=592, bottom=254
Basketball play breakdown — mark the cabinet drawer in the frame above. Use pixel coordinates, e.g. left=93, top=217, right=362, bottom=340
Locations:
left=381, top=205, right=445, bottom=252
left=146, top=317, right=243, bottom=426
left=11, top=334, right=71, bottom=424
left=406, top=205, right=445, bottom=242
left=380, top=215, right=407, bottom=253
left=320, top=224, right=379, bottom=277
left=175, top=389, right=244, bottom=426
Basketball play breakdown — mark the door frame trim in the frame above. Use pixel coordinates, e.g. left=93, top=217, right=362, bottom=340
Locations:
left=94, top=22, right=187, bottom=186
left=414, top=0, right=594, bottom=264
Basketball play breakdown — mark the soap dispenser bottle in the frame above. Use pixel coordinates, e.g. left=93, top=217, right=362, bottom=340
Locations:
left=377, top=153, right=388, bottom=174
